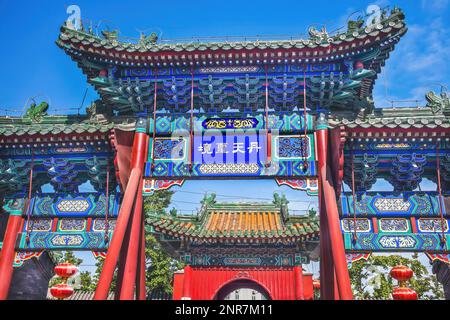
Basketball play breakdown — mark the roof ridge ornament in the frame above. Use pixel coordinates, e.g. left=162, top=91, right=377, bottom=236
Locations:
left=308, top=25, right=330, bottom=43
left=24, top=101, right=49, bottom=123
left=426, top=90, right=450, bottom=115
left=139, top=32, right=159, bottom=46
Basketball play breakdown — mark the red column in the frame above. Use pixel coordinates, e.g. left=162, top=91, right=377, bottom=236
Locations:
left=182, top=265, right=193, bottom=300
left=119, top=133, right=148, bottom=300
left=319, top=193, right=336, bottom=300
left=316, top=123, right=353, bottom=300
left=0, top=214, right=23, bottom=300
left=114, top=217, right=132, bottom=300
left=120, top=180, right=144, bottom=300
left=316, top=124, right=335, bottom=300
left=294, top=266, right=305, bottom=300
left=321, top=165, right=352, bottom=299
left=94, top=168, right=141, bottom=300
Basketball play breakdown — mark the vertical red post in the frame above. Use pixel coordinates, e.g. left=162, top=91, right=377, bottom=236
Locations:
left=319, top=193, right=336, bottom=300
left=182, top=265, right=193, bottom=300
left=119, top=130, right=148, bottom=300
left=294, top=266, right=305, bottom=300
left=114, top=220, right=132, bottom=299
left=316, top=115, right=353, bottom=300
left=120, top=180, right=144, bottom=300
left=316, top=126, right=335, bottom=300
left=94, top=168, right=141, bottom=300
left=0, top=212, right=23, bottom=300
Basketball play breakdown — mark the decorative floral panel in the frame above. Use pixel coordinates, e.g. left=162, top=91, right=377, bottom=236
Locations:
left=153, top=138, right=186, bottom=161
left=341, top=219, right=371, bottom=233
left=379, top=218, right=409, bottom=233
left=418, top=218, right=449, bottom=233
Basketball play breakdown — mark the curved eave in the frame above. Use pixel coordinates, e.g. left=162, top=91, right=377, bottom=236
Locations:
left=57, top=21, right=406, bottom=67
left=0, top=116, right=138, bottom=139
left=332, top=109, right=450, bottom=132
left=147, top=216, right=320, bottom=244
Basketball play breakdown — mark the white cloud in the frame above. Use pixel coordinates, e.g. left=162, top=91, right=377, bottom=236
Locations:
left=373, top=15, right=450, bottom=105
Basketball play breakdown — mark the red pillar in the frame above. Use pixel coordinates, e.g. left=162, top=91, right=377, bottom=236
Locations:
left=316, top=123, right=336, bottom=300
left=182, top=265, right=193, bottom=300
left=0, top=214, right=23, bottom=300
left=120, top=180, right=144, bottom=300
left=114, top=217, right=132, bottom=300
left=94, top=168, right=141, bottom=300
left=294, top=266, right=305, bottom=300
left=321, top=165, right=353, bottom=299
left=316, top=119, right=353, bottom=300
left=319, top=192, right=336, bottom=300
left=119, top=132, right=148, bottom=300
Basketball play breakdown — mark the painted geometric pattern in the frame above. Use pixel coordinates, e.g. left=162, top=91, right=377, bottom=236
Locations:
left=199, top=163, right=260, bottom=175
left=18, top=232, right=113, bottom=250
left=57, top=200, right=90, bottom=213
left=153, top=138, right=186, bottom=160
left=181, top=254, right=307, bottom=267
left=275, top=136, right=311, bottom=159
left=24, top=219, right=52, bottom=232
left=341, top=193, right=445, bottom=217
left=374, top=198, right=411, bottom=212
left=29, top=193, right=119, bottom=217
left=142, top=179, right=185, bottom=196
left=379, top=219, right=409, bottom=233
left=344, top=233, right=450, bottom=252
left=145, top=160, right=316, bottom=178
left=59, top=219, right=87, bottom=232
left=14, top=251, right=44, bottom=268
left=426, top=253, right=450, bottom=264
left=148, top=113, right=314, bottom=135
left=346, top=253, right=371, bottom=268
left=341, top=219, right=371, bottom=233
left=92, top=219, right=117, bottom=232
left=275, top=178, right=318, bottom=196
left=417, top=218, right=449, bottom=233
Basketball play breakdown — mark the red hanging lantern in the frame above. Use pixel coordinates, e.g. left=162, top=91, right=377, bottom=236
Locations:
left=50, top=283, right=74, bottom=300
left=390, top=265, right=417, bottom=300
left=392, top=287, right=418, bottom=301
left=313, top=279, right=321, bottom=290
left=54, top=263, right=78, bottom=279
left=390, top=265, right=413, bottom=285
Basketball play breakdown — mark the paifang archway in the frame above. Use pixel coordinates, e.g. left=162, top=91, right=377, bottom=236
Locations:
left=3, top=7, right=447, bottom=302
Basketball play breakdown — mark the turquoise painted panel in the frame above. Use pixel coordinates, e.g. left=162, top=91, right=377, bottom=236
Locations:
left=148, top=113, right=315, bottom=136
left=341, top=192, right=445, bottom=217
left=26, top=193, right=120, bottom=218
left=18, top=232, right=113, bottom=250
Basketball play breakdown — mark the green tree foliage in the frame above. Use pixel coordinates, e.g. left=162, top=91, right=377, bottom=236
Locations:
left=273, top=193, right=289, bottom=207
left=52, top=251, right=82, bottom=265
left=79, top=271, right=94, bottom=292
left=144, top=190, right=175, bottom=215
left=349, top=254, right=444, bottom=300
left=143, top=190, right=184, bottom=295
left=145, top=234, right=184, bottom=294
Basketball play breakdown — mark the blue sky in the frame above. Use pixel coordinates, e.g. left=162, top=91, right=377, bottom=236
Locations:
left=1, top=0, right=448, bottom=273
left=0, top=0, right=448, bottom=112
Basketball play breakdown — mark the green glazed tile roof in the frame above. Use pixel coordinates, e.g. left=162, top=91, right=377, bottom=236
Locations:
left=146, top=203, right=319, bottom=243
